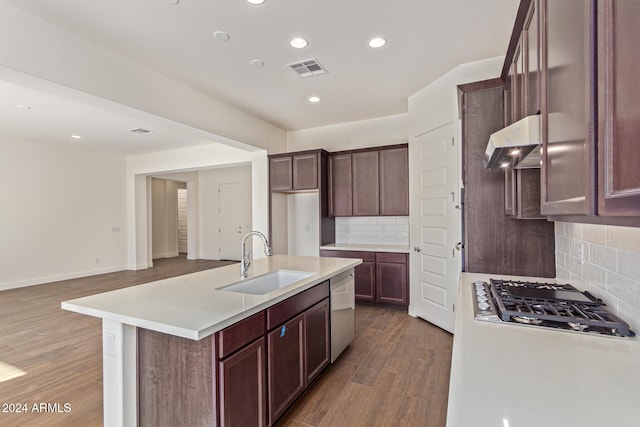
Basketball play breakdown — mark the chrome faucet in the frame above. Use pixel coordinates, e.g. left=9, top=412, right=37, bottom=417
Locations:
left=240, top=231, right=273, bottom=278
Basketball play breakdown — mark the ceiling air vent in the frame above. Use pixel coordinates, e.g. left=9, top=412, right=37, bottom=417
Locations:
left=129, top=128, right=153, bottom=135
left=287, top=58, right=328, bottom=78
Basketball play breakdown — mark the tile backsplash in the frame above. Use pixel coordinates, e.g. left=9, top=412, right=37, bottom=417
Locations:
left=335, top=216, right=409, bottom=246
left=555, top=222, right=640, bottom=335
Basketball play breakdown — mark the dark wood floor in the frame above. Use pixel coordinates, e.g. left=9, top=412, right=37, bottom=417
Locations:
left=0, top=256, right=453, bottom=427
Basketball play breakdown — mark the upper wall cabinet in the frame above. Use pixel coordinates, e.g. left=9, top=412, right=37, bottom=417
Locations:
left=328, top=145, right=409, bottom=217
left=596, top=0, right=640, bottom=216
left=539, top=0, right=640, bottom=223
left=269, top=151, right=324, bottom=192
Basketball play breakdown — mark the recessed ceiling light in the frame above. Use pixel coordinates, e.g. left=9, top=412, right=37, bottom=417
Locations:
left=16, top=104, right=32, bottom=111
left=368, top=37, right=387, bottom=48
left=129, top=128, right=153, bottom=135
left=213, top=31, right=230, bottom=42
left=71, top=135, right=82, bottom=139
left=250, top=59, right=264, bottom=68
left=308, top=96, right=321, bottom=103
left=290, top=37, right=308, bottom=49
left=246, top=0, right=266, bottom=4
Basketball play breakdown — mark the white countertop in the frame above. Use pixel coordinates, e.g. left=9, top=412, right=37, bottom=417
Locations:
left=61, top=255, right=361, bottom=341
left=319, top=243, right=410, bottom=253
left=447, top=272, right=640, bottom=427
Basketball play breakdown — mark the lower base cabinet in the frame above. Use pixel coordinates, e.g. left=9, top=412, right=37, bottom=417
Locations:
left=320, top=250, right=409, bottom=307
left=138, top=280, right=331, bottom=427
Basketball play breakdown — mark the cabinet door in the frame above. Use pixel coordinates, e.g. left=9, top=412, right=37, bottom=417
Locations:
left=354, top=261, right=376, bottom=302
left=328, top=154, right=353, bottom=216
left=540, top=0, right=595, bottom=215
left=268, top=314, right=305, bottom=425
left=270, top=156, right=293, bottom=192
left=379, top=147, right=409, bottom=215
left=597, top=0, right=640, bottom=215
left=304, top=299, right=330, bottom=384
left=293, top=153, right=318, bottom=190
left=219, top=338, right=267, bottom=427
left=352, top=151, right=380, bottom=216
left=525, top=0, right=541, bottom=116
left=375, top=254, right=408, bottom=306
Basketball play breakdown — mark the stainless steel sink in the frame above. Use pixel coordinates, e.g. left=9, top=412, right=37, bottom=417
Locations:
left=218, top=270, right=315, bottom=295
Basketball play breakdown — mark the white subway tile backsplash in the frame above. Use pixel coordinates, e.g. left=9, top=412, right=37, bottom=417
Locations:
left=555, top=222, right=640, bottom=331
left=335, top=216, right=409, bottom=245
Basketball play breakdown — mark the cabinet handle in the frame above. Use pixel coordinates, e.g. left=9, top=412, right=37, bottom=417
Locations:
left=414, top=246, right=422, bottom=253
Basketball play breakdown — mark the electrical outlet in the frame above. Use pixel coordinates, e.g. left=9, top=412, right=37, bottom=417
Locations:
left=104, top=333, right=115, bottom=357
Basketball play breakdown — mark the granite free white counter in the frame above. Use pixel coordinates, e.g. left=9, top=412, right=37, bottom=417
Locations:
left=447, top=272, right=640, bottom=427
left=62, top=255, right=361, bottom=340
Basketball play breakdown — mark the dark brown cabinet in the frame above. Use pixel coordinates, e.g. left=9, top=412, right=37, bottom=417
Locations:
left=304, top=299, right=330, bottom=384
left=328, top=145, right=409, bottom=217
left=540, top=0, right=594, bottom=216
left=328, top=154, right=353, bottom=216
left=269, top=151, right=320, bottom=192
left=219, top=337, right=267, bottom=427
left=267, top=313, right=305, bottom=425
left=352, top=151, right=380, bottom=216
left=596, top=0, right=640, bottom=216
left=320, top=250, right=408, bottom=307
left=379, top=148, right=409, bottom=215
left=375, top=253, right=409, bottom=306
left=538, top=0, right=640, bottom=223
left=266, top=281, right=330, bottom=425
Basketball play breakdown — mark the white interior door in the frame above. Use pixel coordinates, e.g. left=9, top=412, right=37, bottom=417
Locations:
left=219, top=182, right=251, bottom=261
left=410, top=122, right=460, bottom=333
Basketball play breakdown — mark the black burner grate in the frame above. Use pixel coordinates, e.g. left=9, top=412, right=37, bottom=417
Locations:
left=488, top=279, right=635, bottom=337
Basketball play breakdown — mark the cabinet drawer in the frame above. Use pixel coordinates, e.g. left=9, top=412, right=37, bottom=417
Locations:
left=267, top=281, right=329, bottom=330
left=375, top=252, right=407, bottom=264
left=320, top=250, right=375, bottom=262
left=218, top=311, right=266, bottom=359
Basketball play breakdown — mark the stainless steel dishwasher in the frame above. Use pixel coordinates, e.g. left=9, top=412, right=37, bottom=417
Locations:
left=330, top=269, right=355, bottom=362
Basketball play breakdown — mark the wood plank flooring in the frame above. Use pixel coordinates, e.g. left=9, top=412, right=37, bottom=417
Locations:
left=0, top=256, right=453, bottom=426
left=277, top=306, right=453, bottom=427
left=0, top=256, right=234, bottom=427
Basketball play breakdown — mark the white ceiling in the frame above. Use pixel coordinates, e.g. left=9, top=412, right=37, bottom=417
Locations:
left=1, top=0, right=518, bottom=153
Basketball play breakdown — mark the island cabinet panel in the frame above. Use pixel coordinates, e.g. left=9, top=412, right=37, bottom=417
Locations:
left=267, top=313, right=305, bottom=425
left=218, top=311, right=265, bottom=359
left=304, top=298, right=330, bottom=384
left=219, top=337, right=267, bottom=427
left=266, top=281, right=329, bottom=329
left=138, top=330, right=215, bottom=427
left=352, top=151, right=380, bottom=216
left=328, top=154, right=353, bottom=216
left=379, top=147, right=409, bottom=215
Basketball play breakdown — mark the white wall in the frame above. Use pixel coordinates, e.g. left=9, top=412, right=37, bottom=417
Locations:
left=126, top=145, right=267, bottom=269
left=555, top=222, right=640, bottom=334
left=286, top=113, right=408, bottom=152
left=0, top=136, right=127, bottom=290
left=0, top=2, right=286, bottom=153
left=198, top=165, right=252, bottom=260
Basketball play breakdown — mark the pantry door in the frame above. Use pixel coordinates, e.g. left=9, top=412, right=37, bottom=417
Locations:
left=410, top=122, right=460, bottom=333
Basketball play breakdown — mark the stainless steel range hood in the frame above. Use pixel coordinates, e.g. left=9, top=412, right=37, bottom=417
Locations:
left=484, top=115, right=541, bottom=169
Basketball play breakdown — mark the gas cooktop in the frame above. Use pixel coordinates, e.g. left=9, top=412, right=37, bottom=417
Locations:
left=472, top=278, right=635, bottom=338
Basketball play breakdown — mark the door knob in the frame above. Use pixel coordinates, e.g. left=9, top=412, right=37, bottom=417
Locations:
left=414, top=246, right=422, bottom=253
left=454, top=242, right=463, bottom=251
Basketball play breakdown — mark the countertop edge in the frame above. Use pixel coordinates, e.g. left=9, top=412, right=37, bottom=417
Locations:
left=319, top=244, right=410, bottom=253
left=62, top=256, right=362, bottom=341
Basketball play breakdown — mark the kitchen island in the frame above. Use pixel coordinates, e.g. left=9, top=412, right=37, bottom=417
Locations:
left=62, top=255, right=360, bottom=427
left=447, top=272, right=640, bottom=427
